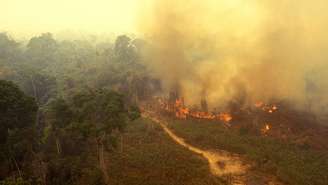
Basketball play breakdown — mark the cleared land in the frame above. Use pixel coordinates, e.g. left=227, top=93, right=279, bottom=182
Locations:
left=103, top=116, right=327, bottom=185
left=105, top=118, right=225, bottom=185
left=165, top=118, right=328, bottom=185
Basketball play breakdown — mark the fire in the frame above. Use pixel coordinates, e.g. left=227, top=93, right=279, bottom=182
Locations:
left=255, top=101, right=278, bottom=113
left=218, top=113, right=232, bottom=122
left=261, top=124, right=271, bottom=134
left=175, top=107, right=189, bottom=119
left=157, top=97, right=232, bottom=123
left=175, top=99, right=183, bottom=107
left=255, top=101, right=264, bottom=108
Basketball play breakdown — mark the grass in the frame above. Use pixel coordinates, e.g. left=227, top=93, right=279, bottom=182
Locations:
left=106, top=118, right=225, bottom=185
left=166, top=118, right=328, bottom=185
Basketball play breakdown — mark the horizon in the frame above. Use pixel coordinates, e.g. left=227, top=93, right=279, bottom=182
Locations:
left=1, top=0, right=143, bottom=38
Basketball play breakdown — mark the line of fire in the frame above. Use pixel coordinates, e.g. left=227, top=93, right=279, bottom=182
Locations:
left=156, top=93, right=233, bottom=123
left=141, top=89, right=278, bottom=130
left=139, top=87, right=327, bottom=151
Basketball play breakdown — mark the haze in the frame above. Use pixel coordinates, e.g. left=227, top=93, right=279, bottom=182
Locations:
left=1, top=0, right=139, bottom=37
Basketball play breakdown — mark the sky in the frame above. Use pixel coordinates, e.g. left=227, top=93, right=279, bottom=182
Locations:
left=1, top=0, right=141, bottom=37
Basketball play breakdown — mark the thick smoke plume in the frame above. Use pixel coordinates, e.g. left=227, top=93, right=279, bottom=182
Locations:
left=138, top=0, right=328, bottom=116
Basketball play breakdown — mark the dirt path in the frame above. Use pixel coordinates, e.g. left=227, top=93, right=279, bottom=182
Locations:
left=143, top=113, right=249, bottom=185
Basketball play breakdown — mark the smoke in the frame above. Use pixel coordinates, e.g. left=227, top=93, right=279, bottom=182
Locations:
left=138, top=0, right=328, bottom=115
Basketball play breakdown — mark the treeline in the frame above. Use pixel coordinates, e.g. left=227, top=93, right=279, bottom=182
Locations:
left=0, top=32, right=159, bottom=105
left=0, top=32, right=157, bottom=185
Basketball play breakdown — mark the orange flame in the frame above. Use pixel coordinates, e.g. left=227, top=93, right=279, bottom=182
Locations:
left=255, top=101, right=278, bottom=113
left=261, top=124, right=271, bottom=134
left=218, top=113, right=233, bottom=122
left=255, top=101, right=264, bottom=108
left=158, top=97, right=232, bottom=123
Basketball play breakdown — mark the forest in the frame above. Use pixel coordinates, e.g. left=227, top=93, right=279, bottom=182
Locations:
left=1, top=0, right=328, bottom=185
left=0, top=32, right=149, bottom=185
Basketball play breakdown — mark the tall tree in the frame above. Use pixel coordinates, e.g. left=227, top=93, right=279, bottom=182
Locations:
left=72, top=89, right=128, bottom=184
left=0, top=80, right=38, bottom=180
left=25, top=33, right=57, bottom=70
left=0, top=33, right=21, bottom=65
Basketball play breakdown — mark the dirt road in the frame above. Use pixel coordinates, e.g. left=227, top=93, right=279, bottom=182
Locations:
left=143, top=113, right=248, bottom=185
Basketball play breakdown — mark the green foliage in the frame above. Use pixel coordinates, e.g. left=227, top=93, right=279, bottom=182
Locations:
left=0, top=33, right=20, bottom=63
left=44, top=89, right=129, bottom=151
left=113, top=35, right=135, bottom=63
left=0, top=80, right=38, bottom=129
left=48, top=98, right=73, bottom=128
left=18, top=71, right=57, bottom=105
left=39, top=89, right=129, bottom=184
left=0, top=32, right=156, bottom=184
left=72, top=89, right=127, bottom=134
left=0, top=80, right=38, bottom=151
left=25, top=33, right=58, bottom=69
left=0, top=177, right=31, bottom=185
left=0, top=32, right=157, bottom=106
left=128, top=105, right=141, bottom=121
left=2, top=67, right=57, bottom=105
left=0, top=80, right=38, bottom=180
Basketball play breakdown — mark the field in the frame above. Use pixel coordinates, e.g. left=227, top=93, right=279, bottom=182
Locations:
left=103, top=116, right=328, bottom=185
left=106, top=118, right=225, bottom=185
left=165, top=118, right=328, bottom=185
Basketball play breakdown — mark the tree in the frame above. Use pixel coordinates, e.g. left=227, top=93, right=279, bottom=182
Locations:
left=0, top=80, right=38, bottom=180
left=113, top=35, right=137, bottom=64
left=0, top=177, right=31, bottom=185
left=71, top=89, right=127, bottom=184
left=128, top=105, right=141, bottom=121
left=0, top=33, right=21, bottom=64
left=42, top=89, right=129, bottom=184
left=17, top=71, right=57, bottom=105
left=25, top=33, right=57, bottom=70
left=72, top=89, right=128, bottom=145
left=47, top=98, right=73, bottom=155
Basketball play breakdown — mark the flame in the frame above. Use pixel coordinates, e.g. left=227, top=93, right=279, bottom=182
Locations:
left=261, top=124, right=271, bottom=134
left=255, top=101, right=278, bottom=113
left=255, top=101, right=264, bottom=108
left=218, top=113, right=233, bottom=122
left=157, top=97, right=232, bottom=122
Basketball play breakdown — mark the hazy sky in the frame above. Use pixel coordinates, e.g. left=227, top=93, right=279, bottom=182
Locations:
left=1, top=0, right=140, bottom=37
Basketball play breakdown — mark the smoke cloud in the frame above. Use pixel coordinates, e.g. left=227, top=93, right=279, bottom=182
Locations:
left=138, top=0, right=328, bottom=116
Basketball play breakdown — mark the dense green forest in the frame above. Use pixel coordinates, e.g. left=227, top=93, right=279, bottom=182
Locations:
left=0, top=32, right=152, bottom=185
